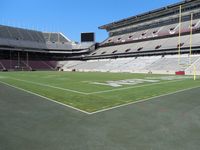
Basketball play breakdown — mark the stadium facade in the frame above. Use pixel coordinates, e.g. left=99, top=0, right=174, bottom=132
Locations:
left=0, top=0, right=200, bottom=74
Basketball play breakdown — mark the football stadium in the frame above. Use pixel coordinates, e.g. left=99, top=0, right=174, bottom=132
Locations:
left=1, top=0, right=200, bottom=149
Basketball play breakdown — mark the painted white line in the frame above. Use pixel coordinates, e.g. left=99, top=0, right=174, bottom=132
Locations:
left=0, top=81, right=91, bottom=115
left=89, top=85, right=200, bottom=115
left=1, top=78, right=199, bottom=115
left=88, top=79, right=186, bottom=95
left=6, top=77, right=189, bottom=96
left=9, top=77, right=88, bottom=95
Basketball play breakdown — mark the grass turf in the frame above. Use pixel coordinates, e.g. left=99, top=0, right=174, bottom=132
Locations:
left=0, top=71, right=199, bottom=112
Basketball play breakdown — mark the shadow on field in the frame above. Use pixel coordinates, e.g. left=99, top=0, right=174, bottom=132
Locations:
left=0, top=83, right=200, bottom=150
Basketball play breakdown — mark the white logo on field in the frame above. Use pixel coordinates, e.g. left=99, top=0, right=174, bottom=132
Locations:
left=90, top=79, right=159, bottom=87
left=89, top=76, right=191, bottom=87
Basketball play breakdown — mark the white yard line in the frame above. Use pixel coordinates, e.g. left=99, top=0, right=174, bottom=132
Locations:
left=9, top=77, right=88, bottom=95
left=0, top=79, right=199, bottom=115
left=0, top=81, right=91, bottom=115
left=89, top=85, right=200, bottom=115
left=5, top=77, right=189, bottom=96
left=87, top=79, right=186, bottom=95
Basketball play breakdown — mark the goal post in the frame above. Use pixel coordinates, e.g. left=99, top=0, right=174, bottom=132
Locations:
left=177, top=6, right=197, bottom=79
left=189, top=13, right=193, bottom=65
left=193, top=64, right=196, bottom=81
left=178, top=5, right=182, bottom=66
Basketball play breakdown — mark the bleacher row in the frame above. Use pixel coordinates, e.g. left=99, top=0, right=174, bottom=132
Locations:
left=0, top=25, right=73, bottom=51
left=102, top=19, right=200, bottom=45
left=90, top=33, right=200, bottom=57
left=43, top=33, right=69, bottom=43
left=0, top=60, right=57, bottom=71
left=0, top=25, right=70, bottom=43
left=60, top=54, right=200, bottom=75
left=0, top=25, right=45, bottom=43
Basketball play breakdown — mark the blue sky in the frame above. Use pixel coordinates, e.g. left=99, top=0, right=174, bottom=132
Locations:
left=0, top=0, right=181, bottom=42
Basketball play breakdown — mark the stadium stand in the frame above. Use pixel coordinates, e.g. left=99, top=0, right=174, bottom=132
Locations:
left=0, top=25, right=92, bottom=71
left=43, top=32, right=70, bottom=43
left=26, top=61, right=57, bottom=71
left=0, top=25, right=47, bottom=49
left=185, top=57, right=200, bottom=75
left=0, top=25, right=91, bottom=52
left=43, top=32, right=74, bottom=50
left=0, top=59, right=28, bottom=71
left=60, top=0, right=200, bottom=75
left=0, top=61, right=5, bottom=71
left=0, top=0, right=200, bottom=74
left=100, top=19, right=200, bottom=46
left=62, top=54, right=200, bottom=74
left=0, top=59, right=57, bottom=71
left=81, top=0, right=200, bottom=60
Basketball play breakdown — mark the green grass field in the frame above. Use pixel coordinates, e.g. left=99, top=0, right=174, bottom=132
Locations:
left=0, top=71, right=200, bottom=113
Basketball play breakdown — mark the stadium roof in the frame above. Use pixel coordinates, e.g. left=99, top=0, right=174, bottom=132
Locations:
left=99, top=0, right=198, bottom=31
